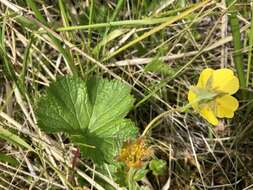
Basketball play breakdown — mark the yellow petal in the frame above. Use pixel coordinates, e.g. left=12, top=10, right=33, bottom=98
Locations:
left=215, top=95, right=239, bottom=118
left=199, top=104, right=219, bottom=125
left=212, top=69, right=239, bottom=95
left=196, top=68, right=214, bottom=88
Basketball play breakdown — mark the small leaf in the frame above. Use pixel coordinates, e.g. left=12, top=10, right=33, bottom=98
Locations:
left=128, top=168, right=149, bottom=190
left=144, top=59, right=175, bottom=76
left=36, top=77, right=138, bottom=164
left=149, top=159, right=167, bottom=176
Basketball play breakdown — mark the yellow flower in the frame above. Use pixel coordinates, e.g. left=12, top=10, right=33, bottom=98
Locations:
left=117, top=138, right=153, bottom=169
left=188, top=68, right=239, bottom=125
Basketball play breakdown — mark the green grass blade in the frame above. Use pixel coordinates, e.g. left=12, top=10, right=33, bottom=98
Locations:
left=111, top=0, right=124, bottom=22
left=25, top=0, right=46, bottom=24
left=26, top=0, right=77, bottom=75
left=0, top=153, right=19, bottom=167
left=246, top=6, right=253, bottom=87
left=245, top=6, right=253, bottom=116
left=0, top=14, right=25, bottom=96
left=57, top=17, right=175, bottom=31
left=21, top=35, right=34, bottom=91
left=88, top=0, right=94, bottom=48
left=0, top=126, right=32, bottom=150
left=58, top=0, right=70, bottom=28
left=93, top=29, right=128, bottom=55
left=226, top=0, right=246, bottom=91
left=93, top=0, right=124, bottom=56
left=103, top=0, right=211, bottom=61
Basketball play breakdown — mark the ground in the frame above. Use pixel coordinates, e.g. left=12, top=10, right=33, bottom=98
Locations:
left=0, top=0, right=253, bottom=190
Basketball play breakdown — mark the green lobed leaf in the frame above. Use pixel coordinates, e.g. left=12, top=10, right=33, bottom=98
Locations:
left=36, top=77, right=138, bottom=164
left=149, top=159, right=167, bottom=176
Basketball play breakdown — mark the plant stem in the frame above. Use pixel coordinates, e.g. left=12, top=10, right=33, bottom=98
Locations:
left=141, top=110, right=173, bottom=137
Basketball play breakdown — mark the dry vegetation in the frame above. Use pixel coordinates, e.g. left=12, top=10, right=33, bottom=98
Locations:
left=0, top=0, right=253, bottom=189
